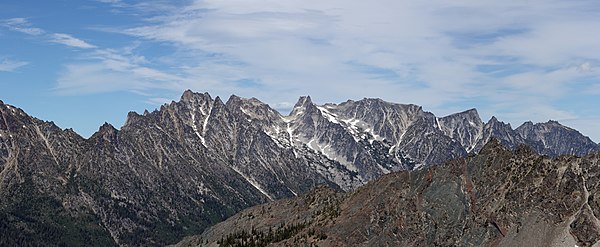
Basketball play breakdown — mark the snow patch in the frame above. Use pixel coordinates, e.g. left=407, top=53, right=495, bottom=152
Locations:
left=231, top=166, right=273, bottom=201
left=305, top=138, right=358, bottom=172
left=289, top=188, right=298, bottom=196
left=240, top=107, right=249, bottom=115
left=202, top=111, right=210, bottom=136
left=435, top=117, right=443, bottom=131
left=364, top=127, right=384, bottom=142
left=286, top=124, right=298, bottom=157
left=6, top=105, right=16, bottom=113
left=412, top=163, right=425, bottom=170
left=377, top=164, right=390, bottom=174
left=191, top=104, right=212, bottom=147
left=281, top=116, right=292, bottom=123
left=34, top=125, right=60, bottom=166
left=239, top=107, right=253, bottom=122
left=190, top=110, right=205, bottom=146
left=315, top=106, right=340, bottom=124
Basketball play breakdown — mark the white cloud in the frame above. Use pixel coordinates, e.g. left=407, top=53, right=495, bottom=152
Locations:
left=2, top=18, right=98, bottom=50
left=0, top=18, right=44, bottom=35
left=55, top=48, right=183, bottom=95
left=0, top=58, right=28, bottom=72
left=51, top=33, right=96, bottom=49
left=119, top=1, right=600, bottom=100
left=577, top=62, right=593, bottom=73
left=145, top=97, right=173, bottom=105
left=59, top=0, right=600, bottom=140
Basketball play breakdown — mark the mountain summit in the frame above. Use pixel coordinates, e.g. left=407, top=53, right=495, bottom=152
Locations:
left=0, top=90, right=598, bottom=245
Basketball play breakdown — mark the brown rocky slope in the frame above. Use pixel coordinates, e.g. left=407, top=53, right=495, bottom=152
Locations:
left=177, top=139, right=600, bottom=247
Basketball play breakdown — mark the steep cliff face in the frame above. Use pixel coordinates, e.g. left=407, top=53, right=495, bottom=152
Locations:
left=0, top=91, right=598, bottom=246
left=0, top=93, right=346, bottom=246
left=179, top=140, right=600, bottom=247
left=438, top=108, right=484, bottom=152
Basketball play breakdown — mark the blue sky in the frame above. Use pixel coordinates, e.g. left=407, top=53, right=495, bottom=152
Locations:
left=1, top=0, right=599, bottom=142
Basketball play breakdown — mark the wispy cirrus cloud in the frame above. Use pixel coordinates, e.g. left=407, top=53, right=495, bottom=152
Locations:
left=55, top=47, right=184, bottom=95
left=118, top=1, right=600, bottom=105
left=0, top=18, right=45, bottom=35
left=112, top=0, right=600, bottom=140
left=0, top=17, right=181, bottom=97
left=1, top=18, right=97, bottom=50
left=51, top=33, right=96, bottom=49
left=9, top=1, right=599, bottom=140
left=0, top=58, right=28, bottom=72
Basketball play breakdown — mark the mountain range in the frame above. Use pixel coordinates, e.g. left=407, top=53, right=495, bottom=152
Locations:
left=0, top=90, right=598, bottom=246
left=177, top=140, right=600, bottom=247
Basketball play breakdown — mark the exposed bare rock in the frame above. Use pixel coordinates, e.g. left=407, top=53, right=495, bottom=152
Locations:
left=0, top=91, right=598, bottom=246
left=180, top=140, right=600, bottom=247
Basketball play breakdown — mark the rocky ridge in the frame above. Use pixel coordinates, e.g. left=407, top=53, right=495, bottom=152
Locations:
left=177, top=140, right=600, bottom=247
left=0, top=91, right=598, bottom=246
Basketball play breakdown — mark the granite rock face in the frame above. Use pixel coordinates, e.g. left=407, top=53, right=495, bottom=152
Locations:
left=179, top=140, right=600, bottom=247
left=0, top=92, right=345, bottom=246
left=1, top=90, right=598, bottom=246
left=516, top=120, right=600, bottom=157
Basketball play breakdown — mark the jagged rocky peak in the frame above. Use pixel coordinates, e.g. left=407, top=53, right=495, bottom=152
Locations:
left=180, top=89, right=212, bottom=104
left=0, top=102, right=22, bottom=117
left=296, top=95, right=312, bottom=107
left=438, top=108, right=483, bottom=129
left=0, top=103, right=33, bottom=132
left=487, top=115, right=502, bottom=125
left=519, top=120, right=534, bottom=128
left=515, top=120, right=538, bottom=137
left=516, top=119, right=599, bottom=157
left=123, top=111, right=144, bottom=127
left=468, top=116, right=522, bottom=153
left=438, top=108, right=484, bottom=150
left=91, top=122, right=118, bottom=143
left=225, top=95, right=282, bottom=123
left=517, top=120, right=565, bottom=132
left=463, top=107, right=479, bottom=115
left=444, top=108, right=481, bottom=122
left=211, top=96, right=226, bottom=111
left=484, top=116, right=515, bottom=133
left=3, top=90, right=600, bottom=246
left=179, top=90, right=215, bottom=117
left=289, top=95, right=316, bottom=116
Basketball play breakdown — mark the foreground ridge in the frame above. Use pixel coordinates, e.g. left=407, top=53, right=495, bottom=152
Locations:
left=178, top=140, right=600, bottom=246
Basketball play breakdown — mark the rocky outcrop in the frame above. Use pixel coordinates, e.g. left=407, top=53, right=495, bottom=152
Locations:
left=516, top=120, right=599, bottom=157
left=0, top=90, right=598, bottom=246
left=179, top=140, right=600, bottom=247
left=0, top=92, right=344, bottom=246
